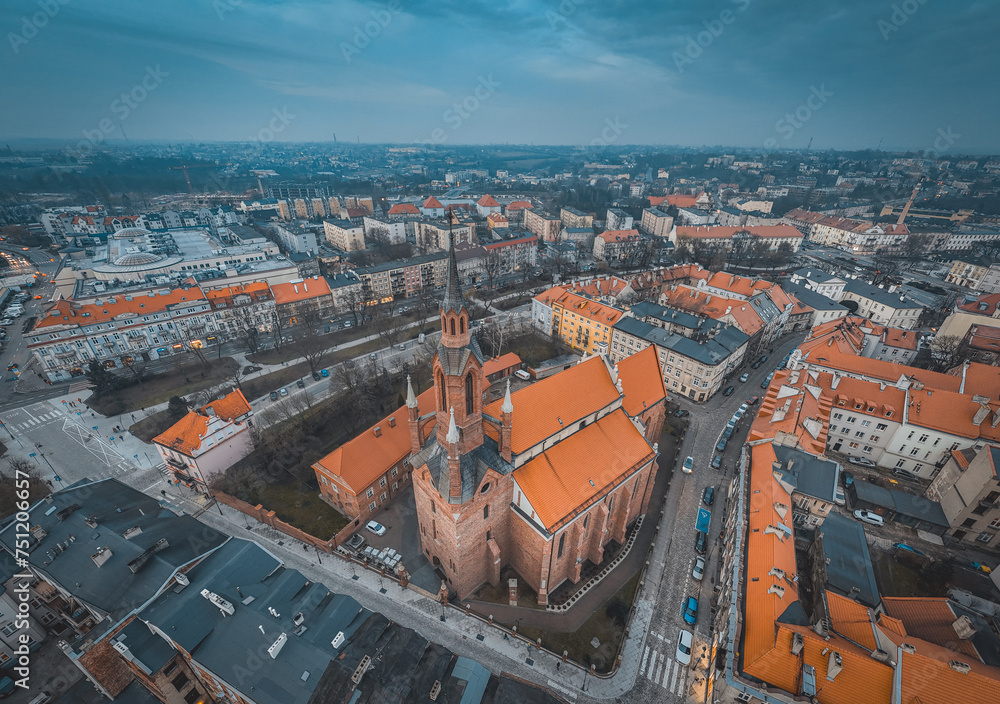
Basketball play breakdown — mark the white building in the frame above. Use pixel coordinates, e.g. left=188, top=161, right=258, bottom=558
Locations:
left=605, top=208, right=634, bottom=231
left=323, top=219, right=366, bottom=251
left=789, top=268, right=847, bottom=301
left=271, top=222, right=320, bottom=254
left=362, top=216, right=406, bottom=245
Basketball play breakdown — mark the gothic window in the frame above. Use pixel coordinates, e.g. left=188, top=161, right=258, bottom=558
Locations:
left=460, top=317, right=465, bottom=334
left=438, top=372, right=446, bottom=411
left=557, top=533, right=565, bottom=558
left=450, top=318, right=456, bottom=336
left=466, top=374, right=474, bottom=415
left=484, top=505, right=489, bottom=519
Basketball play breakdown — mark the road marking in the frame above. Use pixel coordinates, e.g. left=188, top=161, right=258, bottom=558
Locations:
left=647, top=650, right=657, bottom=682
left=21, top=407, right=37, bottom=421
left=662, top=658, right=673, bottom=689
left=640, top=645, right=650, bottom=675
left=672, top=660, right=684, bottom=694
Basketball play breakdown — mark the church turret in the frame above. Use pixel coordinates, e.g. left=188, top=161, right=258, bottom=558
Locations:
left=500, top=379, right=513, bottom=463
left=406, top=375, right=423, bottom=454
left=439, top=215, right=471, bottom=349
left=446, top=407, right=462, bottom=501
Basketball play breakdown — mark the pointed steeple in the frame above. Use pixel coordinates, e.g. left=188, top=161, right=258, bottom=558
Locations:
left=501, top=379, right=513, bottom=414
left=446, top=407, right=460, bottom=445
left=406, top=375, right=418, bottom=408
left=440, top=211, right=466, bottom=316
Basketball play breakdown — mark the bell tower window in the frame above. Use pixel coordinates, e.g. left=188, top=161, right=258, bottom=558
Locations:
left=450, top=318, right=456, bottom=336
left=465, top=374, right=474, bottom=415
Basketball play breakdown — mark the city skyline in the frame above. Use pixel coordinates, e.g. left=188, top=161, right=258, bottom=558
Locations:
left=3, top=0, right=999, bottom=152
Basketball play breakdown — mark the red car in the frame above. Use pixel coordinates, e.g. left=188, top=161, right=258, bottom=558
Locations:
left=747, top=396, right=759, bottom=405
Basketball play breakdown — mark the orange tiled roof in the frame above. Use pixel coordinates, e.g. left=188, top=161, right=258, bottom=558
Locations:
left=270, top=277, right=332, bottom=305
left=748, top=369, right=832, bottom=455
left=313, top=389, right=435, bottom=493
left=532, top=285, right=567, bottom=309
left=959, top=293, right=1000, bottom=316
left=153, top=412, right=209, bottom=455
left=615, top=346, right=665, bottom=417
left=487, top=212, right=508, bottom=224
left=647, top=195, right=668, bottom=207
left=953, top=362, right=1000, bottom=400
left=676, top=224, right=803, bottom=240
left=422, top=196, right=444, bottom=209
left=552, top=290, right=624, bottom=327
left=666, top=193, right=702, bottom=208
left=204, top=281, right=271, bottom=305
left=388, top=203, right=420, bottom=215
left=569, top=275, right=630, bottom=299
left=597, top=228, right=640, bottom=242
left=505, top=200, right=533, bottom=211
left=659, top=286, right=764, bottom=336
left=477, top=194, right=500, bottom=207
left=826, top=592, right=878, bottom=650
left=201, top=389, right=251, bottom=421
left=512, top=408, right=652, bottom=531
left=784, top=208, right=826, bottom=223
left=483, top=352, right=522, bottom=378
left=35, top=287, right=206, bottom=329
left=483, top=356, right=620, bottom=454
left=882, top=597, right=981, bottom=661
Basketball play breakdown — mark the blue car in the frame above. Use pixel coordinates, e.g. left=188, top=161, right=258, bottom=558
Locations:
left=716, top=438, right=727, bottom=452
left=683, top=596, right=698, bottom=625
left=320, top=368, right=329, bottom=377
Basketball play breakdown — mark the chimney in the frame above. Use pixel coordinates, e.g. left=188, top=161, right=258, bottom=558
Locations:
left=952, top=615, right=977, bottom=640
left=826, top=651, right=843, bottom=681
left=388, top=417, right=396, bottom=428
left=373, top=426, right=382, bottom=438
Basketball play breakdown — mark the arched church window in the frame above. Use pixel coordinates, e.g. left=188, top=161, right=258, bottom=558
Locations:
left=465, top=374, right=474, bottom=415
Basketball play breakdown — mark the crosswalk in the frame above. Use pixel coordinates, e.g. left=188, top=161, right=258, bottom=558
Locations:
left=5, top=409, right=65, bottom=431
left=639, top=636, right=687, bottom=696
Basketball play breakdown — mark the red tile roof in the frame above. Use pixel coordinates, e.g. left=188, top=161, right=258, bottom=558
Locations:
left=313, top=389, right=435, bottom=493
left=35, top=287, right=207, bottom=329
left=202, top=389, right=251, bottom=421
left=505, top=200, right=533, bottom=211
left=270, top=277, right=332, bottom=305
left=512, top=408, right=653, bottom=531
left=615, top=346, right=665, bottom=418
left=483, top=353, right=522, bottom=379
left=423, top=196, right=444, bottom=209
left=597, top=229, right=640, bottom=243
left=477, top=194, right=500, bottom=207
left=676, top=224, right=803, bottom=240
left=388, top=203, right=420, bottom=215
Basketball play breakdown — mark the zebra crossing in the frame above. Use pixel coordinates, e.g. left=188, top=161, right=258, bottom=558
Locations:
left=639, top=633, right=687, bottom=697
left=4, top=409, right=65, bottom=431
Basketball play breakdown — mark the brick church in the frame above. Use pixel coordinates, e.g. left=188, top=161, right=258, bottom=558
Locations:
left=404, top=246, right=668, bottom=604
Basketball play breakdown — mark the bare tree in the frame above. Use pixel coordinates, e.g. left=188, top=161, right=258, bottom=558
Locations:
left=120, top=356, right=147, bottom=386
left=369, top=301, right=409, bottom=348
left=269, top=310, right=288, bottom=351
left=870, top=247, right=903, bottom=286
left=297, top=322, right=334, bottom=375
left=483, top=250, right=503, bottom=292
left=341, top=286, right=369, bottom=328
left=929, top=334, right=971, bottom=372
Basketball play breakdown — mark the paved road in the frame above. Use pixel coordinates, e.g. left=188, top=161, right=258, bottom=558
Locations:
left=628, top=331, right=806, bottom=703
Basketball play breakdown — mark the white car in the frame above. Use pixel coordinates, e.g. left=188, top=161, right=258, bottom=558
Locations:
left=692, top=556, right=705, bottom=581
left=682, top=456, right=694, bottom=474
left=676, top=629, right=693, bottom=665
left=365, top=520, right=387, bottom=536
left=853, top=509, right=884, bottom=527
left=848, top=457, right=876, bottom=468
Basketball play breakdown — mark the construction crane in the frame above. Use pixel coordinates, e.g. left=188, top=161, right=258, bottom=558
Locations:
left=169, top=165, right=194, bottom=193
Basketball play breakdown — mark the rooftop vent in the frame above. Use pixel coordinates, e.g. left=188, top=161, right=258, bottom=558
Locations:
left=91, top=546, right=113, bottom=568
left=267, top=633, right=288, bottom=659
left=200, top=589, right=235, bottom=617
left=949, top=660, right=971, bottom=674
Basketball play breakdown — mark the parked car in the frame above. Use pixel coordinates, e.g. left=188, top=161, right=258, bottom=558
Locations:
left=848, top=457, right=876, bottom=468
left=761, top=371, right=774, bottom=389
left=892, top=468, right=919, bottom=481
left=0, top=676, right=14, bottom=697
left=676, top=630, right=693, bottom=665
left=365, top=520, right=387, bottom=536
left=695, top=530, right=708, bottom=554
left=682, top=456, right=694, bottom=474
left=970, top=562, right=993, bottom=574
left=321, top=368, right=330, bottom=377
left=674, top=409, right=689, bottom=417
left=716, top=438, right=727, bottom=452
left=312, top=372, right=321, bottom=381
left=739, top=372, right=750, bottom=382
left=738, top=403, right=748, bottom=415
left=841, top=470, right=854, bottom=488
left=269, top=391, right=278, bottom=401
left=759, top=355, right=768, bottom=363
left=722, top=426, right=733, bottom=440
left=834, top=486, right=846, bottom=506
left=723, top=386, right=735, bottom=397
left=853, top=509, right=884, bottom=527
left=296, top=379, right=305, bottom=388
left=280, top=387, right=288, bottom=396
left=711, top=455, right=722, bottom=469
left=732, top=409, right=744, bottom=422
left=702, top=486, right=715, bottom=506
left=682, top=596, right=699, bottom=625
left=692, top=556, right=705, bottom=581
left=751, top=360, right=762, bottom=369
left=747, top=396, right=759, bottom=405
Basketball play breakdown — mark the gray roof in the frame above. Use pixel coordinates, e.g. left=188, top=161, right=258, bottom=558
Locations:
left=818, top=512, right=880, bottom=609
left=630, top=300, right=715, bottom=333
left=325, top=272, right=361, bottom=289
left=0, top=478, right=227, bottom=640
left=614, top=316, right=748, bottom=367
left=842, top=278, right=921, bottom=310
left=772, top=444, right=839, bottom=503
left=411, top=435, right=512, bottom=506
left=783, top=282, right=851, bottom=312
left=749, top=291, right=782, bottom=323
left=441, top=241, right=466, bottom=315
left=851, top=481, right=949, bottom=527
left=791, top=267, right=840, bottom=284
left=136, top=539, right=371, bottom=704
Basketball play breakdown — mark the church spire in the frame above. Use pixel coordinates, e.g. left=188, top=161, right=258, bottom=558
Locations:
left=440, top=211, right=466, bottom=316
left=446, top=406, right=460, bottom=445
left=501, top=379, right=513, bottom=414
left=406, top=375, right=418, bottom=408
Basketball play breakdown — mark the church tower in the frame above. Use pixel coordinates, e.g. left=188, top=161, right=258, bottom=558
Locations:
left=431, top=234, right=485, bottom=473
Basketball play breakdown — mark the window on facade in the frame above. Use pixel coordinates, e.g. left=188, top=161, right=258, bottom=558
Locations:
left=896, top=459, right=905, bottom=468
left=172, top=673, right=190, bottom=691
left=918, top=434, right=929, bottom=443
left=977, top=532, right=994, bottom=544
left=391, top=467, right=398, bottom=477
left=847, top=416, right=857, bottom=423
left=849, top=442, right=859, bottom=449
left=438, top=373, right=446, bottom=411
left=366, top=487, right=374, bottom=498
left=910, top=448, right=919, bottom=456
left=369, top=502, right=376, bottom=512
left=870, top=435, right=880, bottom=443
left=379, top=477, right=387, bottom=488
left=861, top=420, right=871, bottom=428
left=466, top=374, right=474, bottom=415
left=855, top=431, right=865, bottom=438
left=484, top=505, right=489, bottom=520
left=841, top=427, right=850, bottom=435
left=380, top=492, right=387, bottom=502
left=557, top=533, right=565, bottom=558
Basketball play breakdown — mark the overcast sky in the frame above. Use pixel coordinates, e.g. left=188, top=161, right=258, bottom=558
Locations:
left=3, top=0, right=998, bottom=152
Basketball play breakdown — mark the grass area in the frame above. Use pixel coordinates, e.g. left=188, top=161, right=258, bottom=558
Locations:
left=88, top=357, right=239, bottom=415
left=254, top=481, right=350, bottom=537
left=471, top=568, right=546, bottom=611
left=496, top=331, right=575, bottom=368
left=518, top=571, right=641, bottom=673
left=129, top=407, right=180, bottom=443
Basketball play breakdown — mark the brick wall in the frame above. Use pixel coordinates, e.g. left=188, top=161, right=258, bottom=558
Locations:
left=213, top=490, right=335, bottom=552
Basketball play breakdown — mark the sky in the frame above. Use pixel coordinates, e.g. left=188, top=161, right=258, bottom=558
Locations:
left=2, top=0, right=999, bottom=152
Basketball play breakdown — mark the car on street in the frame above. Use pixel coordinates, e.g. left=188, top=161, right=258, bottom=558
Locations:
left=747, top=396, right=759, bottom=405
left=738, top=403, right=748, bottom=415
left=296, top=379, right=305, bottom=388
left=682, top=596, right=699, bottom=625
left=321, top=368, right=330, bottom=377
left=892, top=468, right=919, bottom=481
left=853, top=509, right=884, bottom=527
left=692, top=556, right=705, bottom=581
left=761, top=371, right=774, bottom=388
left=834, top=486, right=846, bottom=506
left=739, top=372, right=750, bottom=382
left=759, top=355, right=768, bottom=363
left=702, top=486, right=715, bottom=506
left=751, top=360, right=762, bottom=369
left=280, top=387, right=288, bottom=396
left=312, top=372, right=321, bottom=381
left=0, top=319, right=11, bottom=326
left=365, top=520, right=387, bottom=536
left=269, top=391, right=278, bottom=401
left=0, top=676, right=14, bottom=697
left=716, top=438, right=727, bottom=452
left=894, top=543, right=924, bottom=556
left=676, top=630, right=693, bottom=665
left=970, top=562, right=993, bottom=574
left=682, top=456, right=694, bottom=474
left=721, top=425, right=733, bottom=440
left=695, top=530, right=708, bottom=554
left=848, top=457, right=876, bottom=468
left=674, top=408, right=689, bottom=417
left=711, top=455, right=722, bottom=470
left=723, top=386, right=735, bottom=396
left=732, top=409, right=744, bottom=422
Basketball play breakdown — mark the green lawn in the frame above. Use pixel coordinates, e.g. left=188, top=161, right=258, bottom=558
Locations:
left=517, top=571, right=641, bottom=673
left=254, top=481, right=350, bottom=538
left=88, top=357, right=239, bottom=415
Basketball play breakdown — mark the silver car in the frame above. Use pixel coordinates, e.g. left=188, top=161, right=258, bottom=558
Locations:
left=692, top=556, right=705, bottom=581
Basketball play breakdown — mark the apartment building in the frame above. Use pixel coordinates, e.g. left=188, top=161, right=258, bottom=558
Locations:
left=560, top=206, right=593, bottom=229
left=503, top=200, right=533, bottom=223
left=484, top=233, right=538, bottom=274
left=354, top=251, right=448, bottom=301
left=592, top=229, right=642, bottom=262
left=789, top=267, right=848, bottom=300
left=270, top=276, right=335, bottom=325
left=640, top=207, right=674, bottom=237
left=269, top=221, right=319, bottom=254
left=671, top=224, right=804, bottom=252
left=323, top=218, right=366, bottom=251
left=362, top=215, right=406, bottom=245
left=839, top=279, right=922, bottom=328
left=413, top=218, right=476, bottom=251
left=475, top=193, right=501, bottom=217
left=605, top=208, right=633, bottom=231
left=549, top=290, right=624, bottom=356
left=523, top=208, right=563, bottom=242
left=927, top=445, right=1000, bottom=545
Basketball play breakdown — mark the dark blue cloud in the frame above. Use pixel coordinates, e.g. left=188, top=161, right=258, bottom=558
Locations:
left=1, top=0, right=997, bottom=151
